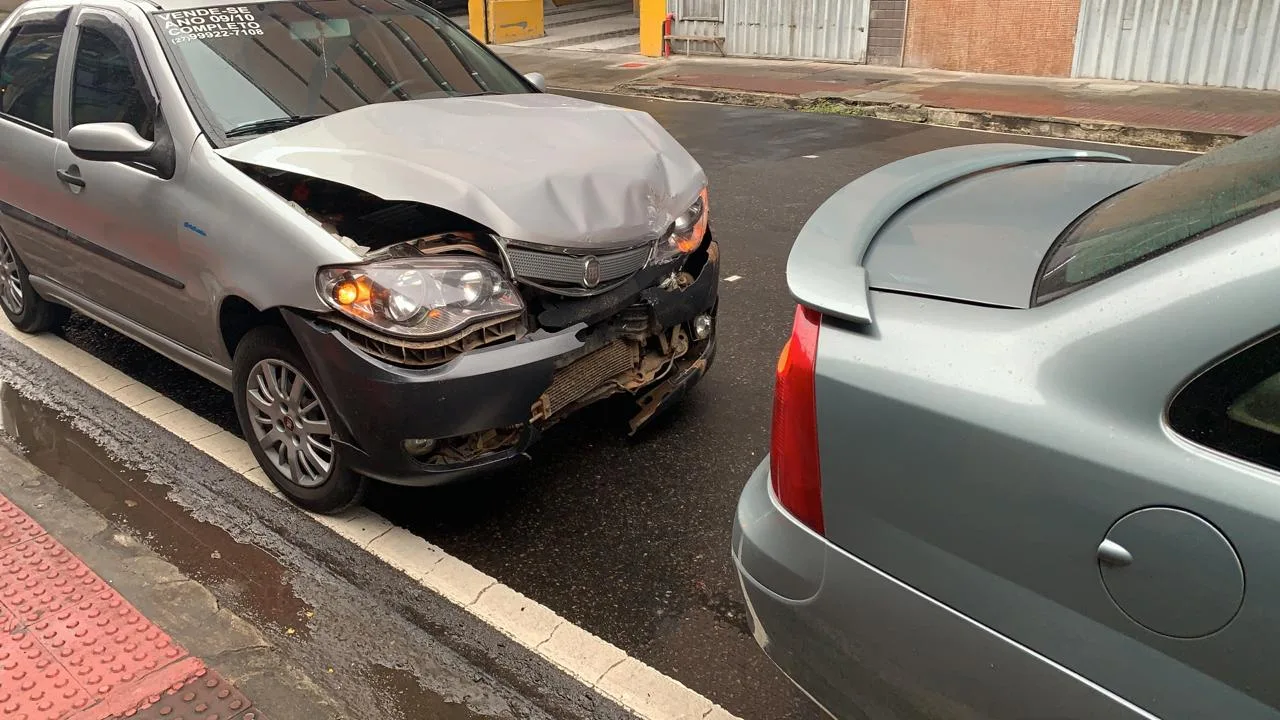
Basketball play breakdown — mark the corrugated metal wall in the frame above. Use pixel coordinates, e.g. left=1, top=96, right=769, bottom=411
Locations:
left=667, top=0, right=725, bottom=54
left=722, top=0, right=870, bottom=61
left=1073, top=0, right=1280, bottom=90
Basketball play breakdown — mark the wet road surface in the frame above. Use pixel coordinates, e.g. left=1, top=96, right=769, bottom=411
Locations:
left=32, top=94, right=1194, bottom=719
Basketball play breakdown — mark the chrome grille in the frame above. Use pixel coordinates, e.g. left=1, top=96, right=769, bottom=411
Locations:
left=505, top=243, right=650, bottom=289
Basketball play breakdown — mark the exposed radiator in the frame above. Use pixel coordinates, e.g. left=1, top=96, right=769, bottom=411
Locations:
left=538, top=342, right=636, bottom=419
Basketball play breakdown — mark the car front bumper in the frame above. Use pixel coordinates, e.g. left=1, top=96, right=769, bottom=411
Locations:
left=283, top=240, right=718, bottom=486
left=732, top=459, right=1150, bottom=720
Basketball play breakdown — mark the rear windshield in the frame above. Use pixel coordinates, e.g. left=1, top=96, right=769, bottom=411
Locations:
left=1034, top=125, right=1280, bottom=304
left=150, top=0, right=530, bottom=141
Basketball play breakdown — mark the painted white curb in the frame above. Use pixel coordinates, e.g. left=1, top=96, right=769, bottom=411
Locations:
left=0, top=321, right=741, bottom=720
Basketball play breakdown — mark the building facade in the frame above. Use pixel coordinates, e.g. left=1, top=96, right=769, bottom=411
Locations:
left=665, top=0, right=1280, bottom=90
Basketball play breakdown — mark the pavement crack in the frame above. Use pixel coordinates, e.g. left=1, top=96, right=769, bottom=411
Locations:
left=364, top=526, right=393, bottom=547
left=204, top=642, right=273, bottom=668
left=473, top=583, right=497, bottom=603
left=533, top=622, right=563, bottom=651
left=593, top=657, right=627, bottom=686
left=467, top=580, right=496, bottom=606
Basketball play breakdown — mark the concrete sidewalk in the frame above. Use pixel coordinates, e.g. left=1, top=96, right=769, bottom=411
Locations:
left=495, top=47, right=1280, bottom=150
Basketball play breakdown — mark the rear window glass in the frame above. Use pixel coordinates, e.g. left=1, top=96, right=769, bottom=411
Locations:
left=1034, top=126, right=1280, bottom=304
left=1169, top=330, right=1280, bottom=476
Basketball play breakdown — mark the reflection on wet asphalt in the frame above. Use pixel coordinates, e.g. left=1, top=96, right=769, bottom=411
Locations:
left=0, top=377, right=616, bottom=720
left=0, top=383, right=486, bottom=719
left=35, top=94, right=1195, bottom=720
left=0, top=383, right=305, bottom=631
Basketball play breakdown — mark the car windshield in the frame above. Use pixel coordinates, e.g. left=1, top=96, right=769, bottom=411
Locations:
left=149, top=0, right=530, bottom=139
left=1034, top=124, right=1280, bottom=303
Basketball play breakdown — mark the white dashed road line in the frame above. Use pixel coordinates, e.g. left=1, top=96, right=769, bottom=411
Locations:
left=0, top=321, right=741, bottom=720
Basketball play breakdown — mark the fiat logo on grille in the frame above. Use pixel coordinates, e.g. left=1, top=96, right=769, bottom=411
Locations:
left=582, top=255, right=601, bottom=288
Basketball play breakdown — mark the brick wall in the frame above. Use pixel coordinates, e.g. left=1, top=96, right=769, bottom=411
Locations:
left=903, top=0, right=1082, bottom=77
left=867, top=0, right=907, bottom=65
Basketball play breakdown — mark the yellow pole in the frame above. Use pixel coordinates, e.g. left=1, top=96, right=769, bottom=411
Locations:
left=639, top=0, right=664, bottom=57
left=468, top=0, right=487, bottom=40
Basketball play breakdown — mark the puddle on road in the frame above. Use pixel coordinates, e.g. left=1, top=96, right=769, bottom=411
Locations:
left=365, top=663, right=484, bottom=720
left=0, top=381, right=309, bottom=633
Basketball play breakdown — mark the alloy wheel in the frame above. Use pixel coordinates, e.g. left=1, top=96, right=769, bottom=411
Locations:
left=245, top=358, right=335, bottom=488
left=0, top=233, right=24, bottom=316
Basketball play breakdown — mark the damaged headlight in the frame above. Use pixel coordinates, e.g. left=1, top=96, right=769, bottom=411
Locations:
left=650, top=188, right=710, bottom=266
left=318, top=257, right=523, bottom=339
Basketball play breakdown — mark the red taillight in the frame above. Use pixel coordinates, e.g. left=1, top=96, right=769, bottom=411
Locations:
left=771, top=304, right=824, bottom=535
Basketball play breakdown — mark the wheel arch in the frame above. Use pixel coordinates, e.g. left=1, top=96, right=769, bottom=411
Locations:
left=218, top=295, right=289, bottom=363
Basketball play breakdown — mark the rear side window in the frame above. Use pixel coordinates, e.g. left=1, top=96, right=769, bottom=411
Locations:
left=1169, top=331, right=1280, bottom=474
left=0, top=18, right=66, bottom=131
left=1035, top=125, right=1280, bottom=304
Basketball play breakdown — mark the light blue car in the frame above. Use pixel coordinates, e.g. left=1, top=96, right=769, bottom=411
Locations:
left=736, top=128, right=1280, bottom=719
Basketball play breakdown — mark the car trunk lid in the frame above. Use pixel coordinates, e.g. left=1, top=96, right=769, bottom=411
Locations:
left=862, top=161, right=1167, bottom=308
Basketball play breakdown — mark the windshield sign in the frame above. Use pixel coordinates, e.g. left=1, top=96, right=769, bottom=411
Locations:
left=156, top=5, right=265, bottom=43
left=151, top=0, right=531, bottom=140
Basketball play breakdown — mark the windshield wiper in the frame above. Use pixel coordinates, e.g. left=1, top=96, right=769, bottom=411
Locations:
left=225, top=114, right=328, bottom=138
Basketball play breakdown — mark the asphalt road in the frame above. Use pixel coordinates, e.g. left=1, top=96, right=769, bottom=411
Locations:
left=46, top=93, right=1193, bottom=719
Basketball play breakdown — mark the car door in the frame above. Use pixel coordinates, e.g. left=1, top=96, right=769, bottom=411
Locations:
left=48, top=6, right=205, bottom=352
left=0, top=7, right=77, bottom=288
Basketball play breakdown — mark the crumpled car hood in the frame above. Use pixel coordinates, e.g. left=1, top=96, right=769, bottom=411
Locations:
left=216, top=93, right=707, bottom=249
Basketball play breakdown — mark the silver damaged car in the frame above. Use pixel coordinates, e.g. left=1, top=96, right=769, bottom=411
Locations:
left=0, top=0, right=719, bottom=511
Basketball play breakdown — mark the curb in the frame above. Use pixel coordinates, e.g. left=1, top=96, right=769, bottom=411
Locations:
left=618, top=83, right=1234, bottom=152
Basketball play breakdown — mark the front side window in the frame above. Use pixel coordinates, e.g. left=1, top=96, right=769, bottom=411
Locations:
left=0, top=18, right=66, bottom=131
left=149, top=0, right=531, bottom=141
left=1035, top=124, right=1280, bottom=304
left=1170, top=331, right=1280, bottom=475
left=71, top=16, right=156, bottom=140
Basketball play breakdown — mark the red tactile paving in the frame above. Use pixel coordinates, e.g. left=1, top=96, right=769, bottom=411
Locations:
left=0, top=498, right=256, bottom=720
left=0, top=496, right=47, bottom=550
left=1, top=629, right=95, bottom=719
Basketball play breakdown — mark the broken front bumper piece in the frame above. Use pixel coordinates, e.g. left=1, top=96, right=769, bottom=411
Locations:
left=282, top=240, right=719, bottom=487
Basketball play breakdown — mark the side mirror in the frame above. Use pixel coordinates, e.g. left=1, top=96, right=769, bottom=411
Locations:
left=67, top=122, right=156, bottom=163
left=524, top=72, right=547, bottom=92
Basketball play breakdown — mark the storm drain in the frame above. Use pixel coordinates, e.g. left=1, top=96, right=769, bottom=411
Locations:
left=540, top=341, right=636, bottom=418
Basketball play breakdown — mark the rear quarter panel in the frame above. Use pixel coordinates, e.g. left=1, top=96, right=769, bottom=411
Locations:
left=812, top=211, right=1280, bottom=719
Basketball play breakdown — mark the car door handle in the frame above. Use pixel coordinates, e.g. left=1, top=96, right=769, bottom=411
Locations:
left=56, top=169, right=86, bottom=188
left=1097, top=539, right=1133, bottom=567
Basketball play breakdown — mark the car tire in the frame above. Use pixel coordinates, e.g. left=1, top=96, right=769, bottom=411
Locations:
left=0, top=230, right=70, bottom=334
left=232, top=326, right=367, bottom=514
